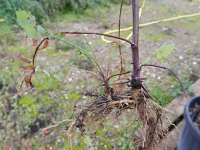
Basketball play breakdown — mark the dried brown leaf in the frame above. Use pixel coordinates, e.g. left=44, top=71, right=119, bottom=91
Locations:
left=19, top=66, right=35, bottom=72
left=24, top=71, right=34, bottom=87
left=32, top=38, right=38, bottom=46
left=112, top=82, right=125, bottom=92
left=40, top=39, right=48, bottom=50
left=110, top=41, right=121, bottom=45
left=19, top=65, right=35, bottom=87
left=18, top=55, right=31, bottom=64
left=2, top=143, right=10, bottom=150
left=120, top=67, right=128, bottom=80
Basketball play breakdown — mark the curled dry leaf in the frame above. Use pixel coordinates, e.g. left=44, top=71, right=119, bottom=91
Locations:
left=43, top=129, right=50, bottom=135
left=18, top=55, right=32, bottom=64
left=40, top=39, right=48, bottom=50
left=19, top=65, right=35, bottom=71
left=24, top=72, right=34, bottom=87
left=32, top=37, right=38, bottom=46
left=19, top=65, right=35, bottom=87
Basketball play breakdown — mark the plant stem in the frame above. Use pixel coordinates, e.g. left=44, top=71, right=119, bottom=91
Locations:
left=32, top=37, right=49, bottom=66
left=118, top=0, right=124, bottom=78
left=140, top=64, right=188, bottom=99
left=59, top=31, right=133, bottom=45
left=131, top=0, right=140, bottom=79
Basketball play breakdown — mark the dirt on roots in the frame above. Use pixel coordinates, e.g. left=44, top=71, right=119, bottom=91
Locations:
left=69, top=83, right=165, bottom=150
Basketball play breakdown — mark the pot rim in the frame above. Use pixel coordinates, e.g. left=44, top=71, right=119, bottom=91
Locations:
left=184, top=96, right=200, bottom=138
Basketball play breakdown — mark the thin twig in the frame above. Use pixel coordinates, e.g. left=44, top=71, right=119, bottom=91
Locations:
left=80, top=32, right=107, bottom=86
left=142, top=84, right=173, bottom=113
left=66, top=120, right=76, bottom=150
left=32, top=37, right=49, bottom=65
left=108, top=99, right=134, bottom=106
left=107, top=71, right=131, bottom=82
left=59, top=31, right=134, bottom=46
left=140, top=64, right=188, bottom=99
left=43, top=119, right=72, bottom=132
left=108, top=81, right=130, bottom=86
left=118, top=0, right=124, bottom=79
left=106, top=61, right=111, bottom=79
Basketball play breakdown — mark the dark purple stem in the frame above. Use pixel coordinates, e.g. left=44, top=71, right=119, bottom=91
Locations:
left=32, top=37, right=49, bottom=66
left=131, top=0, right=140, bottom=79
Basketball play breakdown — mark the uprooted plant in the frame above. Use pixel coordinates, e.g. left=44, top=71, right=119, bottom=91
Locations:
left=16, top=0, right=199, bottom=149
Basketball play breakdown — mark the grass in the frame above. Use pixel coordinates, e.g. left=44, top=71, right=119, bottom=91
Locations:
left=147, top=74, right=195, bottom=106
left=55, top=4, right=114, bottom=23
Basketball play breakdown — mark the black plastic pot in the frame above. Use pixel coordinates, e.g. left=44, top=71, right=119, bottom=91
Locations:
left=177, top=96, right=200, bottom=150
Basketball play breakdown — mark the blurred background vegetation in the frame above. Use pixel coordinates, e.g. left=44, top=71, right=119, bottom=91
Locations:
left=0, top=0, right=200, bottom=149
left=0, top=0, right=130, bottom=24
left=0, top=0, right=130, bottom=46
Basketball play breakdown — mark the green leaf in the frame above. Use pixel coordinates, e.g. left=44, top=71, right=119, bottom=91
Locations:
left=68, top=92, right=81, bottom=101
left=16, top=11, right=36, bottom=38
left=19, top=95, right=36, bottom=106
left=33, top=76, right=58, bottom=91
left=83, top=136, right=91, bottom=145
left=0, top=18, right=5, bottom=22
left=144, top=43, right=175, bottom=63
left=36, top=25, right=47, bottom=38
left=54, top=33, right=65, bottom=40
left=28, top=104, right=40, bottom=117
left=155, top=44, right=175, bottom=60
left=76, top=48, right=101, bottom=71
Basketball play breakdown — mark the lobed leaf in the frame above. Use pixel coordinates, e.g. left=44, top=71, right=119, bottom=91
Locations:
left=16, top=11, right=36, bottom=38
